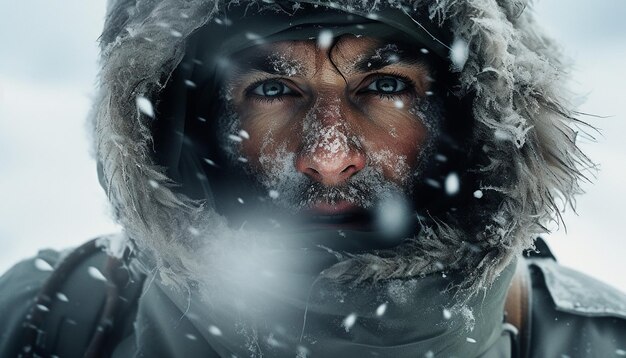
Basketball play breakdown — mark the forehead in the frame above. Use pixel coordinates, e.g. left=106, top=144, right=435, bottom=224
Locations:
left=230, top=35, right=422, bottom=75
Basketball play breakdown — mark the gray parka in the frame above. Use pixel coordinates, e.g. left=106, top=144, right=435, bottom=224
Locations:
left=1, top=0, right=625, bottom=357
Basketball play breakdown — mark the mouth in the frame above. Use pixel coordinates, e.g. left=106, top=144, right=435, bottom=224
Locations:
left=300, top=201, right=374, bottom=230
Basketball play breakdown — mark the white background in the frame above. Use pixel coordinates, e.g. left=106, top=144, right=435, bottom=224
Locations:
left=1, top=1, right=625, bottom=292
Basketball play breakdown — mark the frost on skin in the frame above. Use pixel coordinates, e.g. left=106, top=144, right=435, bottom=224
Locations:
left=219, top=37, right=445, bottom=218
left=300, top=98, right=358, bottom=165
left=370, top=43, right=401, bottom=65
left=250, top=98, right=413, bottom=211
left=368, top=149, right=410, bottom=187
left=258, top=144, right=309, bottom=207
left=269, top=52, right=304, bottom=77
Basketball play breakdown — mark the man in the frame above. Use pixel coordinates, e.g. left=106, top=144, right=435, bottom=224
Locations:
left=1, top=1, right=625, bottom=357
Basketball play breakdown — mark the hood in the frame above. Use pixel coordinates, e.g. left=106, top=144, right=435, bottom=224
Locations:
left=91, top=0, right=591, bottom=296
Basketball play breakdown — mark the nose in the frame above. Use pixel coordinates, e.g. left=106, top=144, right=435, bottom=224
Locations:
left=295, top=123, right=366, bottom=186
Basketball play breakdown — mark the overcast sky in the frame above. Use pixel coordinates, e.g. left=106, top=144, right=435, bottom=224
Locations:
left=1, top=1, right=625, bottom=292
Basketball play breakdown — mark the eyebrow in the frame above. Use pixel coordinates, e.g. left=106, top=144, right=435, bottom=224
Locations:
left=232, top=52, right=308, bottom=77
left=230, top=44, right=425, bottom=78
left=352, top=46, right=425, bottom=73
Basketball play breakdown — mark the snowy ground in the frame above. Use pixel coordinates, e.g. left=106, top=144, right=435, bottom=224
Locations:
left=0, top=1, right=624, bottom=293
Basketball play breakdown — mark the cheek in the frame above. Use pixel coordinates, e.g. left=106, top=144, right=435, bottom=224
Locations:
left=361, top=107, right=429, bottom=184
left=239, top=108, right=300, bottom=175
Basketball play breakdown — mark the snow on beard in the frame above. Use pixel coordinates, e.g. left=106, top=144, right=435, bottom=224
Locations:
left=218, top=89, right=443, bottom=217
left=273, top=98, right=412, bottom=211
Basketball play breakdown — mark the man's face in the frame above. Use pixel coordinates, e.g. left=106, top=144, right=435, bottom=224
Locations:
left=223, top=35, right=438, bottom=230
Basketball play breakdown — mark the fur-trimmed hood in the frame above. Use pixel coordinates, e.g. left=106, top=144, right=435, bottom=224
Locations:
left=92, top=0, right=590, bottom=295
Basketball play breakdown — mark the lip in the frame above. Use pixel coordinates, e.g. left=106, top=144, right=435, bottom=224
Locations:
left=300, top=201, right=373, bottom=230
left=308, top=200, right=360, bottom=215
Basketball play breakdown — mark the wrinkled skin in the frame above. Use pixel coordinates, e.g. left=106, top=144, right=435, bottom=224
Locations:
left=224, top=35, right=436, bottom=228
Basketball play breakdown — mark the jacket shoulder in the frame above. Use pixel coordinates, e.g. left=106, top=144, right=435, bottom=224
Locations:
left=524, top=240, right=626, bottom=357
left=0, top=248, right=63, bottom=355
left=529, top=257, right=626, bottom=320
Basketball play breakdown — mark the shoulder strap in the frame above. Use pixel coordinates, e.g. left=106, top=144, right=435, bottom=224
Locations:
left=20, top=238, right=145, bottom=358
left=504, top=257, right=532, bottom=358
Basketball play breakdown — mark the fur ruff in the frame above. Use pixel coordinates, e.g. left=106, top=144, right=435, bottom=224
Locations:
left=92, top=0, right=592, bottom=298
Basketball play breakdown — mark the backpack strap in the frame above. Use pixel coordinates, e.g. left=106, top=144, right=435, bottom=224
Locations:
left=20, top=238, right=145, bottom=358
left=504, top=256, right=532, bottom=358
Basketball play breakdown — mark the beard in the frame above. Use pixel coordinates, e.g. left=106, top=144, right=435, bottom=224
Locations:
left=215, top=95, right=445, bottom=230
left=256, top=148, right=408, bottom=211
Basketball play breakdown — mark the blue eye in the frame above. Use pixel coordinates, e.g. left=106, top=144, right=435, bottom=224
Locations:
left=366, top=77, right=407, bottom=93
left=252, top=80, right=293, bottom=97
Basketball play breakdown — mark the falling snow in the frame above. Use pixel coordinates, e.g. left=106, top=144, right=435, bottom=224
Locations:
left=473, top=190, right=483, bottom=199
left=317, top=30, right=333, bottom=49
left=214, top=17, right=233, bottom=26
left=450, top=38, right=469, bottom=71
left=268, top=190, right=279, bottom=199
left=342, top=313, right=357, bottom=332
left=136, top=96, right=155, bottom=118
left=425, top=178, right=441, bottom=189
left=34, top=258, right=53, bottom=271
left=296, top=345, right=310, bottom=358
left=266, top=334, right=282, bottom=347
left=444, top=172, right=460, bottom=195
left=376, top=303, right=388, bottom=316
left=494, top=128, right=511, bottom=141
left=466, top=337, right=477, bottom=343
left=238, top=129, right=250, bottom=139
left=185, top=333, right=197, bottom=340
left=245, top=32, right=261, bottom=41
left=208, top=325, right=223, bottom=336
left=442, top=308, right=452, bottom=320
left=88, top=266, right=107, bottom=282
left=56, top=292, right=69, bottom=302
left=376, top=195, right=411, bottom=235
